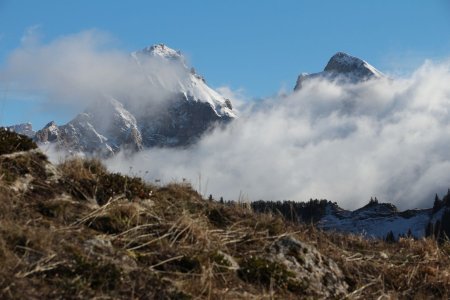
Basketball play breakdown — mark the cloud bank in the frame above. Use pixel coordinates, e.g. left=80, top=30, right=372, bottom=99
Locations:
left=106, top=61, right=450, bottom=210
left=3, top=31, right=450, bottom=210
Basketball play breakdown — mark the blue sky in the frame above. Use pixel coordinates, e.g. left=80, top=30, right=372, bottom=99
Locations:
left=0, top=0, right=450, bottom=128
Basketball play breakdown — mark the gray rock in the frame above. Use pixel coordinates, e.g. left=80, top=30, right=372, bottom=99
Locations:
left=269, top=236, right=348, bottom=298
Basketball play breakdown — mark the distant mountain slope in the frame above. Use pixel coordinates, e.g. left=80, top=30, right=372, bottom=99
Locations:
left=35, top=98, right=142, bottom=156
left=252, top=194, right=450, bottom=241
left=6, top=123, right=35, bottom=138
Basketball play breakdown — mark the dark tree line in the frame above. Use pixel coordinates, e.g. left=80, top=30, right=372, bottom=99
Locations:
left=215, top=188, right=450, bottom=243
left=425, top=190, right=450, bottom=243
left=250, top=199, right=331, bottom=224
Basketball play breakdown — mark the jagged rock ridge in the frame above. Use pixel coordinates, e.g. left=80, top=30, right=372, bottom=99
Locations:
left=35, top=98, right=143, bottom=156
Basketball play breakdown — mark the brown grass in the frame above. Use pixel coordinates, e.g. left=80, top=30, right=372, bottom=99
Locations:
left=0, top=152, right=449, bottom=299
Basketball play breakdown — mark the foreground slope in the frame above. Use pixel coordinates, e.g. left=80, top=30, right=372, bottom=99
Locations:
left=0, top=131, right=449, bottom=299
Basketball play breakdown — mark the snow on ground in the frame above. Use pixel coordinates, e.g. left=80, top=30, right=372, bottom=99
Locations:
left=318, top=203, right=432, bottom=239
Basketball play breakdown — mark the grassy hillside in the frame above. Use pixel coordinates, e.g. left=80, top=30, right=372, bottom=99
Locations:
left=0, top=130, right=449, bottom=299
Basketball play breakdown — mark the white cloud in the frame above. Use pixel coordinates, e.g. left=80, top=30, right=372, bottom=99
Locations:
left=2, top=30, right=186, bottom=112
left=106, top=61, right=450, bottom=210
left=215, top=86, right=248, bottom=111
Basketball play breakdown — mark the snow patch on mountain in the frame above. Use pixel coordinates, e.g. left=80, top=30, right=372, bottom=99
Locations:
left=318, top=200, right=432, bottom=239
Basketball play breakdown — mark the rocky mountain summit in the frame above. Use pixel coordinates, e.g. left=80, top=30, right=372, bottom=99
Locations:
left=294, top=52, right=384, bottom=90
left=30, top=44, right=236, bottom=156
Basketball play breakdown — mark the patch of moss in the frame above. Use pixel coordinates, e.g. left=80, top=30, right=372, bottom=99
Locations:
left=255, top=217, right=286, bottom=236
left=74, top=256, right=122, bottom=290
left=211, top=252, right=232, bottom=267
left=287, top=246, right=306, bottom=265
left=5, top=230, right=29, bottom=255
left=208, top=208, right=231, bottom=228
left=37, top=201, right=62, bottom=218
left=153, top=255, right=201, bottom=273
left=0, top=156, right=31, bottom=182
left=0, top=152, right=48, bottom=184
left=82, top=159, right=107, bottom=176
left=211, top=251, right=233, bottom=273
left=45, top=248, right=122, bottom=293
left=238, top=256, right=306, bottom=292
left=88, top=215, right=124, bottom=234
left=0, top=129, right=37, bottom=155
left=95, top=173, right=152, bottom=205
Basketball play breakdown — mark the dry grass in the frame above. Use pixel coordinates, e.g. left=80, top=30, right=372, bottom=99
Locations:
left=0, top=152, right=449, bottom=299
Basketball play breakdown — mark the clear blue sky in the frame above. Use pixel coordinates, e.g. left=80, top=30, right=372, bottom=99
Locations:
left=0, top=0, right=450, bottom=128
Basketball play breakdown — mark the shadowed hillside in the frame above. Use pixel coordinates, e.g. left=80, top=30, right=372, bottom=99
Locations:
left=0, top=130, right=449, bottom=299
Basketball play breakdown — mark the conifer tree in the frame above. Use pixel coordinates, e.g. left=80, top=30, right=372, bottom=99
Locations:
left=385, top=230, right=395, bottom=243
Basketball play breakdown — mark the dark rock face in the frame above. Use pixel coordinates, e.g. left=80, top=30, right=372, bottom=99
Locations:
left=35, top=121, right=60, bottom=143
left=138, top=96, right=232, bottom=148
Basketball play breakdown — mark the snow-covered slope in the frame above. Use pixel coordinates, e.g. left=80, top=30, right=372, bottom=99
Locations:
left=294, top=52, right=384, bottom=90
left=35, top=97, right=142, bottom=156
left=318, top=200, right=432, bottom=239
left=6, top=123, right=36, bottom=138
left=33, top=44, right=237, bottom=154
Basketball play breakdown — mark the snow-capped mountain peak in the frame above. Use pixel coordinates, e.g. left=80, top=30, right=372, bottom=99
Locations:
left=132, top=43, right=236, bottom=119
left=33, top=43, right=237, bottom=154
left=324, top=52, right=384, bottom=78
left=6, top=122, right=35, bottom=138
left=139, top=43, right=184, bottom=62
left=294, top=52, right=385, bottom=90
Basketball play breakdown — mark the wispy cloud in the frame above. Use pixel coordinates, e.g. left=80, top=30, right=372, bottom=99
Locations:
left=20, top=24, right=42, bottom=46
left=2, top=30, right=186, bottom=111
